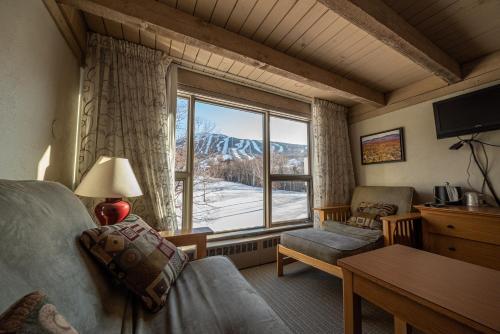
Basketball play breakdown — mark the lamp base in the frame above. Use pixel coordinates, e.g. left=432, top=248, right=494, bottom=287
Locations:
left=94, top=198, right=130, bottom=225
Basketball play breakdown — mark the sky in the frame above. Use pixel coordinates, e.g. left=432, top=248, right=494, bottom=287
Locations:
left=193, top=101, right=308, bottom=145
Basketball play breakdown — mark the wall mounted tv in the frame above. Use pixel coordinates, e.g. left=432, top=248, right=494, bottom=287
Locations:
left=433, top=84, right=500, bottom=139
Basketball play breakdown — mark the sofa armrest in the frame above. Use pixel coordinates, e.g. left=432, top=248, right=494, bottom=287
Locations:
left=313, top=205, right=351, bottom=225
left=382, top=212, right=422, bottom=248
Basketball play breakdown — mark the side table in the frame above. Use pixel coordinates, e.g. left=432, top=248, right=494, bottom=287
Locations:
left=160, top=227, right=214, bottom=259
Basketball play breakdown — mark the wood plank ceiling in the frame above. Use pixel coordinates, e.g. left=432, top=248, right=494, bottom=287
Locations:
left=77, top=0, right=500, bottom=107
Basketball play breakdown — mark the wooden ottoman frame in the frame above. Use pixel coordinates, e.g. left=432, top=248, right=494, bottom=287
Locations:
left=277, top=205, right=421, bottom=279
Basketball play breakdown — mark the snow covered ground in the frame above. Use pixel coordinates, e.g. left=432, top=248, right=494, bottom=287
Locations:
left=192, top=179, right=308, bottom=232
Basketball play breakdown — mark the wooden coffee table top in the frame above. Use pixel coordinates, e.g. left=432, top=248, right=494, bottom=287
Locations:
left=338, top=245, right=500, bottom=332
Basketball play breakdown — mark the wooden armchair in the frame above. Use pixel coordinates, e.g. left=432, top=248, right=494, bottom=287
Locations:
left=277, top=186, right=421, bottom=279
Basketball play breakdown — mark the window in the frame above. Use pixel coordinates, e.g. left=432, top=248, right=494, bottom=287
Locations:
left=174, top=180, right=184, bottom=226
left=192, top=101, right=264, bottom=232
left=175, top=97, right=189, bottom=172
left=175, top=93, right=311, bottom=233
left=269, top=116, right=311, bottom=225
left=175, top=97, right=190, bottom=228
left=270, top=117, right=309, bottom=175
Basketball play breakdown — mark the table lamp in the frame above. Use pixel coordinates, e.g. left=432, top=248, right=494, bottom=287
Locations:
left=75, top=156, right=143, bottom=225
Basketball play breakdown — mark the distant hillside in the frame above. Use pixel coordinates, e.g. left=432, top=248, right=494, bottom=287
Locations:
left=179, top=133, right=307, bottom=161
left=363, top=133, right=400, bottom=144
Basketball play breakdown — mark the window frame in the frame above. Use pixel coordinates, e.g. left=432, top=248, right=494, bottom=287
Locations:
left=268, top=114, right=313, bottom=227
left=175, top=91, right=312, bottom=233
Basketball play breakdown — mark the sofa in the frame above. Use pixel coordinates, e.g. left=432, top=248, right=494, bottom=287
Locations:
left=0, top=180, right=291, bottom=334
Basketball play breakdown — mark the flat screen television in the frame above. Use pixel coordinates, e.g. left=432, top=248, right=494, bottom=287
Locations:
left=433, top=84, right=500, bottom=139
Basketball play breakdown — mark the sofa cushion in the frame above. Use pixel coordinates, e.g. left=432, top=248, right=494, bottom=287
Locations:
left=0, top=291, right=78, bottom=334
left=281, top=224, right=383, bottom=265
left=0, top=180, right=132, bottom=333
left=137, top=256, right=292, bottom=334
left=80, top=215, right=189, bottom=312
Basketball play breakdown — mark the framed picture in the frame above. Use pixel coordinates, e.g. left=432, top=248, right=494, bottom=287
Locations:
left=360, top=127, right=405, bottom=165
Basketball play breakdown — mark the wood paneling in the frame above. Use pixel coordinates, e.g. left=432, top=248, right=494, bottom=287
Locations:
left=59, top=0, right=499, bottom=112
left=317, top=0, right=461, bottom=83
left=62, top=0, right=385, bottom=105
left=350, top=50, right=500, bottom=123
left=43, top=0, right=86, bottom=63
left=383, top=0, right=500, bottom=63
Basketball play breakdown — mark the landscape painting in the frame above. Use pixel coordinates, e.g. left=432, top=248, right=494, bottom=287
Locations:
left=360, top=128, right=405, bottom=165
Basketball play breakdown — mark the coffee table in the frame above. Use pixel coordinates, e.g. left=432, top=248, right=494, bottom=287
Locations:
left=338, top=245, right=500, bottom=334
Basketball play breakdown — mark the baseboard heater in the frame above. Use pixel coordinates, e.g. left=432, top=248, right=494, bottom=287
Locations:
left=206, top=235, right=281, bottom=269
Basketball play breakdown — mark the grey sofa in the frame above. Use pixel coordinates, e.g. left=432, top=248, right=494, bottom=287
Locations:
left=0, top=180, right=291, bottom=334
left=278, top=186, right=418, bottom=278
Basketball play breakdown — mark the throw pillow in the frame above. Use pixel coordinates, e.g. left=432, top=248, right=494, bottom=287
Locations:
left=0, top=291, right=78, bottom=334
left=80, top=215, right=188, bottom=312
left=345, top=202, right=398, bottom=230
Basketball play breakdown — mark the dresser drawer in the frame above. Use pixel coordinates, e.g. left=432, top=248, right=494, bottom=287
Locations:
left=426, top=233, right=500, bottom=270
left=423, top=212, right=500, bottom=245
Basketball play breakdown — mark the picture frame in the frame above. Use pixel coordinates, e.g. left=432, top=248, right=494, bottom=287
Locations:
left=360, top=127, right=405, bottom=165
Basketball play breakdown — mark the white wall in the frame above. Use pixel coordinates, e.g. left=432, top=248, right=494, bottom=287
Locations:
left=350, top=81, right=500, bottom=205
left=0, top=0, right=81, bottom=187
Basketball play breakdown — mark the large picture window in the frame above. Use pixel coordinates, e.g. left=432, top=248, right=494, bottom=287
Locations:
left=175, top=93, right=311, bottom=233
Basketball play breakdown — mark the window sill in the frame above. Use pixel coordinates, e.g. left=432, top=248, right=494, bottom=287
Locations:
left=207, top=222, right=313, bottom=242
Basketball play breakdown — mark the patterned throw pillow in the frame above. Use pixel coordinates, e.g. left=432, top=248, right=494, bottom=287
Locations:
left=0, top=291, right=78, bottom=334
left=345, top=202, right=398, bottom=230
left=80, top=215, right=188, bottom=312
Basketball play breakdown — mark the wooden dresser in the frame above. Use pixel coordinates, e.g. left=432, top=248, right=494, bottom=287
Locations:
left=415, top=205, right=500, bottom=271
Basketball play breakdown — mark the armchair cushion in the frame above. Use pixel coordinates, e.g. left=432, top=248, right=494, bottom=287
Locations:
left=280, top=222, right=383, bottom=265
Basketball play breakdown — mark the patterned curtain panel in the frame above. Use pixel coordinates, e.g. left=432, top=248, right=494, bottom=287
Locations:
left=312, top=98, right=356, bottom=228
left=78, top=33, right=177, bottom=231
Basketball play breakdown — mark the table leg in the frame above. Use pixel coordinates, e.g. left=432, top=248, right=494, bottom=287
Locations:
left=277, top=247, right=284, bottom=277
left=196, top=236, right=207, bottom=259
left=394, top=316, right=412, bottom=334
left=342, top=269, right=362, bottom=334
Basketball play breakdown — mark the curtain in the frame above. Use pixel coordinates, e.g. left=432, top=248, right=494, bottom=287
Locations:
left=312, top=98, right=356, bottom=228
left=78, top=33, right=177, bottom=231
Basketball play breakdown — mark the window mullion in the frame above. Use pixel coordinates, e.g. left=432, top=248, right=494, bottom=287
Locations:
left=184, top=94, right=195, bottom=232
left=264, top=111, right=271, bottom=229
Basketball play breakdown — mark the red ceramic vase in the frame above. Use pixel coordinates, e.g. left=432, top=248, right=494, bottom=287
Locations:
left=94, top=198, right=131, bottom=225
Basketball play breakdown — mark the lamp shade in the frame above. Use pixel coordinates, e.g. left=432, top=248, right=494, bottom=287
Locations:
left=75, top=156, right=143, bottom=198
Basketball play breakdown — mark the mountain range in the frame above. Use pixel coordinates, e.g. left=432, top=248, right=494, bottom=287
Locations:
left=178, top=133, right=307, bottom=161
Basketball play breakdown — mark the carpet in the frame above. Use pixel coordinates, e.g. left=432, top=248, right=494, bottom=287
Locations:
left=240, top=261, right=395, bottom=334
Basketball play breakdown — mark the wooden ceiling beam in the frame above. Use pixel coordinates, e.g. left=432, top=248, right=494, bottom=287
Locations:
left=349, top=51, right=500, bottom=123
left=43, top=0, right=86, bottom=64
left=57, top=0, right=385, bottom=106
left=317, top=0, right=462, bottom=84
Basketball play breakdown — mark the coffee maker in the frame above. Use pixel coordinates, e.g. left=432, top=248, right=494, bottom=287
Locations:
left=434, top=183, right=462, bottom=205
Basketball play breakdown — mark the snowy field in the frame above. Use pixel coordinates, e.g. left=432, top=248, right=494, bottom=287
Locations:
left=192, top=179, right=308, bottom=232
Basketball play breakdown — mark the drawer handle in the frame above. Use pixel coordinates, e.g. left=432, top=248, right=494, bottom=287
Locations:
left=448, top=247, right=456, bottom=252
left=446, top=225, right=454, bottom=229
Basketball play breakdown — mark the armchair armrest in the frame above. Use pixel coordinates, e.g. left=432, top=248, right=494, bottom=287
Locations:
left=313, top=205, right=351, bottom=225
left=382, top=212, right=422, bottom=248
left=313, top=204, right=351, bottom=210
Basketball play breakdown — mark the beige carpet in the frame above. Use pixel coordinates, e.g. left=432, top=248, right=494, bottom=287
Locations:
left=240, top=261, right=395, bottom=334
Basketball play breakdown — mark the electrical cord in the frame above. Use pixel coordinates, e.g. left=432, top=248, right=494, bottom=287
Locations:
left=465, top=140, right=500, bottom=205
left=474, top=140, right=500, bottom=147
left=480, top=141, right=489, bottom=193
